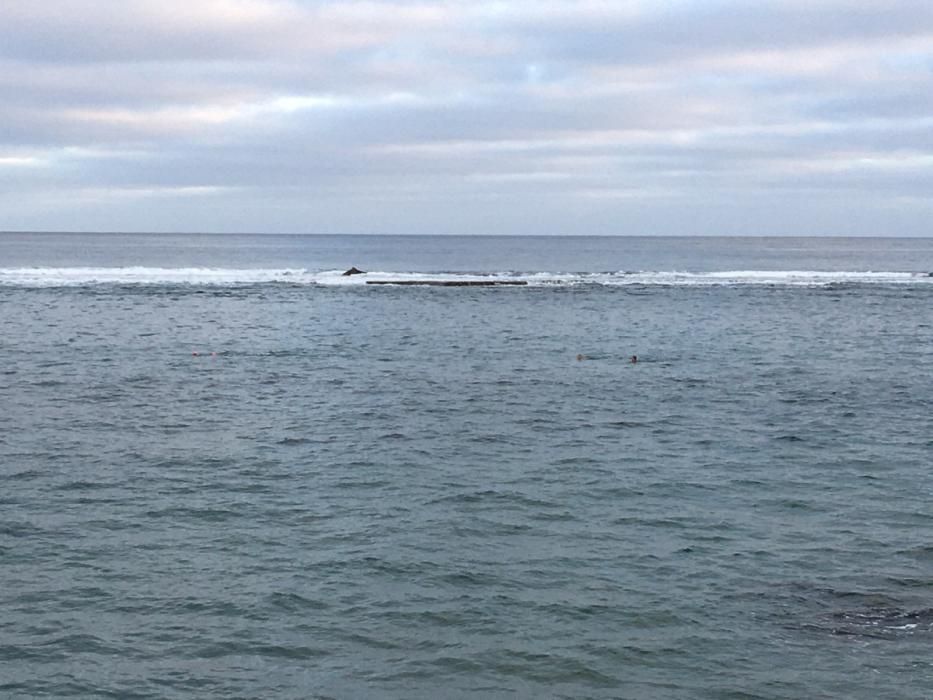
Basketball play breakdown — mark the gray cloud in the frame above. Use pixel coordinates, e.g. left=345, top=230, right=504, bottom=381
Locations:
left=1, top=0, right=932, bottom=234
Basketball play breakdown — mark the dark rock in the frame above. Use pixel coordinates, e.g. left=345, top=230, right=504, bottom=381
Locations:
left=365, top=280, right=527, bottom=286
left=342, top=267, right=366, bottom=276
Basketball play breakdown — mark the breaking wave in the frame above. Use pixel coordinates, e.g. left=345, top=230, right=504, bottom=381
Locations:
left=1, top=266, right=931, bottom=288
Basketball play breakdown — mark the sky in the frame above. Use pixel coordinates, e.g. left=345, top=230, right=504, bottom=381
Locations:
left=1, top=0, right=932, bottom=236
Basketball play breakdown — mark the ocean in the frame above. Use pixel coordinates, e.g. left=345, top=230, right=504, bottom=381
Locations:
left=2, top=233, right=932, bottom=699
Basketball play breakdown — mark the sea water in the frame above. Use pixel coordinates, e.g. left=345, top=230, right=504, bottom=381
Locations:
left=1, top=233, right=932, bottom=699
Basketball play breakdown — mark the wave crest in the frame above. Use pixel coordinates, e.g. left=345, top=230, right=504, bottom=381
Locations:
left=0, top=267, right=930, bottom=288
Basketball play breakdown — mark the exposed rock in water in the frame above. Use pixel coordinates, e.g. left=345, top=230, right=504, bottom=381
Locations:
left=365, top=280, right=527, bottom=286
left=342, top=267, right=366, bottom=276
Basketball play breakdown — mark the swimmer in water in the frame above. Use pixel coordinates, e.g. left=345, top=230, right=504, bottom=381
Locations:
left=630, top=355, right=637, bottom=364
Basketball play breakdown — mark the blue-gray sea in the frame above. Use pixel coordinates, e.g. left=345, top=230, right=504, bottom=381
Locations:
left=2, top=233, right=932, bottom=699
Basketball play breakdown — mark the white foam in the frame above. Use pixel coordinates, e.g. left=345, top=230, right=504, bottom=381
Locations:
left=0, top=266, right=315, bottom=287
left=599, top=270, right=927, bottom=287
left=0, top=267, right=929, bottom=288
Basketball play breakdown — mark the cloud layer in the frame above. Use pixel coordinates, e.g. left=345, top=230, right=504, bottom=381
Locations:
left=2, top=0, right=932, bottom=234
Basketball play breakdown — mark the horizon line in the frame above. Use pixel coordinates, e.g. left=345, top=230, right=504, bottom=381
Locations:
left=3, top=230, right=932, bottom=239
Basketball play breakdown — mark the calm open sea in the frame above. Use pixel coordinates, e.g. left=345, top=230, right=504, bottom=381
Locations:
left=2, top=233, right=932, bottom=699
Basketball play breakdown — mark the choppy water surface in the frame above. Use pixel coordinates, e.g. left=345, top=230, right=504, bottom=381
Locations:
left=1, top=235, right=932, bottom=698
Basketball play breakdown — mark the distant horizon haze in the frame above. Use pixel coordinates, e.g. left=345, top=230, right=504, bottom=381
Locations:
left=3, top=231, right=933, bottom=239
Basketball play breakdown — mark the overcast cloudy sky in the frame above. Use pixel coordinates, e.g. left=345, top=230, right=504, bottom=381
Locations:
left=2, top=0, right=932, bottom=235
